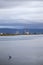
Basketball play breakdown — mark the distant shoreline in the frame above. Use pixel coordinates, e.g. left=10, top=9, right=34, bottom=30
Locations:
left=0, top=33, right=43, bottom=36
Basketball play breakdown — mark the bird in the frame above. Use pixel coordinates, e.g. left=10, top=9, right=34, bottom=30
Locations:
left=8, top=56, right=12, bottom=60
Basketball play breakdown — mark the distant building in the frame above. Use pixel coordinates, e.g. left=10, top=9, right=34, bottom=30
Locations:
left=24, top=32, right=29, bottom=35
left=0, top=33, right=3, bottom=35
left=16, top=31, right=19, bottom=35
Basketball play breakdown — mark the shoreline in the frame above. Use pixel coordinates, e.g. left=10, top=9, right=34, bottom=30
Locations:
left=0, top=34, right=43, bottom=36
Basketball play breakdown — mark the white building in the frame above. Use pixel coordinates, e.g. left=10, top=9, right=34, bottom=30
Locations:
left=24, top=32, right=29, bottom=35
left=16, top=31, right=19, bottom=34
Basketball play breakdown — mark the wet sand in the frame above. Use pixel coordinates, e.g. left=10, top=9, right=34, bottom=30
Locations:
left=0, top=35, right=43, bottom=65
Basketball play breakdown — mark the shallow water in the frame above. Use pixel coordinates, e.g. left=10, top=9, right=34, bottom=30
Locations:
left=0, top=35, right=43, bottom=65
left=0, top=35, right=43, bottom=41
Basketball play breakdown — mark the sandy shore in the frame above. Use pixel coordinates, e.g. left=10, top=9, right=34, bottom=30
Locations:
left=0, top=35, right=43, bottom=65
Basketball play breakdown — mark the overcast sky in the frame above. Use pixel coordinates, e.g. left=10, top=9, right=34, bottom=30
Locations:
left=0, top=0, right=43, bottom=24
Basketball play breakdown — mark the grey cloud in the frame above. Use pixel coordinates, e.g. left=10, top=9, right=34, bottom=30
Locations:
left=0, top=0, right=43, bottom=22
left=3, top=0, right=43, bottom=1
left=0, top=0, right=43, bottom=8
left=0, top=1, right=20, bottom=8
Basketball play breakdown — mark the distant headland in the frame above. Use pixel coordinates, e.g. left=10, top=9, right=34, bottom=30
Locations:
left=0, top=28, right=43, bottom=36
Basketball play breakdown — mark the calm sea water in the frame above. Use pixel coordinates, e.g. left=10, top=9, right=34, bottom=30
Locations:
left=0, top=35, right=43, bottom=65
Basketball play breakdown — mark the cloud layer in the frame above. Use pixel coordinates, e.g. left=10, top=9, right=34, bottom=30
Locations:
left=0, top=0, right=43, bottom=23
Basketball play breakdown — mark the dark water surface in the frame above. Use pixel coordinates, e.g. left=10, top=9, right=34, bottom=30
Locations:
left=0, top=35, right=43, bottom=65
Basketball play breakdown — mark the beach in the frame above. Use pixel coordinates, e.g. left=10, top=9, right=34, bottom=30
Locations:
left=0, top=35, right=43, bottom=65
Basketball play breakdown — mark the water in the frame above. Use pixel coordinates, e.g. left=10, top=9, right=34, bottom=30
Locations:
left=0, top=35, right=43, bottom=41
left=0, top=35, right=43, bottom=65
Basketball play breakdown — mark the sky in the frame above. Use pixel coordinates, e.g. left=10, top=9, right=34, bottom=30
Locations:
left=0, top=0, right=43, bottom=24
